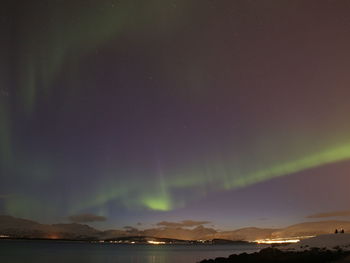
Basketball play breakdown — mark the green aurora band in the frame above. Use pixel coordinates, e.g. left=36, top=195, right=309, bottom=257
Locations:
left=1, top=0, right=193, bottom=162
left=68, top=142, right=350, bottom=213
left=3, top=1, right=350, bottom=218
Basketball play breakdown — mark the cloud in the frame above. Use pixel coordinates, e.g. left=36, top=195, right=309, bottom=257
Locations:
left=306, top=210, right=350, bottom=218
left=123, top=226, right=138, bottom=232
left=258, top=217, right=268, bottom=221
left=156, top=220, right=211, bottom=228
left=68, top=213, right=106, bottom=223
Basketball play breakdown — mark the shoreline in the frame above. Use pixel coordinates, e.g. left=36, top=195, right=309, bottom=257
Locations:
left=199, top=247, right=350, bottom=263
left=0, top=237, right=260, bottom=246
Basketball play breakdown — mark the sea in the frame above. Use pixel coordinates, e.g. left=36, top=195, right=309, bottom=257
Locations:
left=0, top=240, right=266, bottom=263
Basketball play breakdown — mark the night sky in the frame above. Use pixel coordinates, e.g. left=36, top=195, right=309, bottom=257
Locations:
left=2, top=0, right=350, bottom=230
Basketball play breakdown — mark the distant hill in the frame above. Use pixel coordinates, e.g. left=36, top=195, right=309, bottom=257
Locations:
left=212, top=227, right=279, bottom=241
left=0, top=215, right=99, bottom=240
left=142, top=225, right=217, bottom=241
left=272, top=221, right=350, bottom=238
left=100, top=229, right=129, bottom=240
left=2, top=215, right=350, bottom=241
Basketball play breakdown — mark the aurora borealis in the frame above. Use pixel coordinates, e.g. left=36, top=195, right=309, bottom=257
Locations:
left=2, top=0, right=350, bottom=229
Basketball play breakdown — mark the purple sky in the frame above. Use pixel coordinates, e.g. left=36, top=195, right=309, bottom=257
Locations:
left=1, top=0, right=350, bottom=230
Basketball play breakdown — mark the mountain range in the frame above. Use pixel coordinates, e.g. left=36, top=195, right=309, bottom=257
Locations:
left=1, top=215, right=349, bottom=241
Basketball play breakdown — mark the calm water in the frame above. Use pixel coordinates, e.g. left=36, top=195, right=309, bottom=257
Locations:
left=0, top=240, right=265, bottom=263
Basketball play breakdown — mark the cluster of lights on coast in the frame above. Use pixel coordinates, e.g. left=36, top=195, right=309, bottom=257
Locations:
left=96, top=240, right=166, bottom=245
left=146, top=240, right=166, bottom=245
left=254, top=236, right=315, bottom=244
left=1, top=233, right=315, bottom=245
left=94, top=237, right=313, bottom=245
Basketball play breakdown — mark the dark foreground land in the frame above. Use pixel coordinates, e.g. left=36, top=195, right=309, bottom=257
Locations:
left=199, top=247, right=350, bottom=263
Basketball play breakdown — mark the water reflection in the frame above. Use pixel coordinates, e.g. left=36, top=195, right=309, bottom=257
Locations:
left=0, top=240, right=265, bottom=263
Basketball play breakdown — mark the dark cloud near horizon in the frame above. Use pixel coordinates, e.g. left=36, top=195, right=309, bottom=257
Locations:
left=258, top=217, right=269, bottom=221
left=68, top=213, right=106, bottom=223
left=123, top=226, right=139, bottom=232
left=306, top=210, right=350, bottom=218
left=156, top=220, right=211, bottom=228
